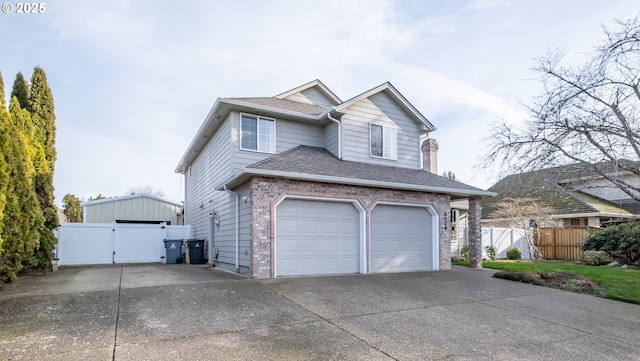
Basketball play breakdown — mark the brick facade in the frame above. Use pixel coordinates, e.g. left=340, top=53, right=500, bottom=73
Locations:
left=468, top=197, right=483, bottom=268
left=249, top=176, right=451, bottom=279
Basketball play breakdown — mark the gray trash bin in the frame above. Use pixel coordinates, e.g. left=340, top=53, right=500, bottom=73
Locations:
left=186, top=239, right=205, bottom=264
left=164, top=239, right=183, bottom=264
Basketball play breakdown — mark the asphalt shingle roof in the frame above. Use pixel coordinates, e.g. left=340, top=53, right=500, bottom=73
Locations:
left=231, top=97, right=327, bottom=115
left=483, top=166, right=635, bottom=218
left=245, top=145, right=488, bottom=195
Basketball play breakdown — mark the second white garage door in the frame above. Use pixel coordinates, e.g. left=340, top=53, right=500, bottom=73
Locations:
left=276, top=199, right=360, bottom=277
left=370, top=205, right=434, bottom=273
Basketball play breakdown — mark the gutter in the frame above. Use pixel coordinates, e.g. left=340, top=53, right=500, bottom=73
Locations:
left=327, top=111, right=343, bottom=160
left=223, top=185, right=240, bottom=273
left=218, top=168, right=497, bottom=198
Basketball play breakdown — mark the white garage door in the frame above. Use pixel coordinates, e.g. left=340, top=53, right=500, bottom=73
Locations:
left=371, top=205, right=433, bottom=273
left=276, top=199, right=360, bottom=276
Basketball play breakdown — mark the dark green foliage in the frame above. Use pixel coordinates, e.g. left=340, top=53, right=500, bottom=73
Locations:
left=28, top=67, right=56, bottom=170
left=10, top=72, right=29, bottom=109
left=63, top=194, right=83, bottom=223
left=583, top=222, right=640, bottom=264
left=506, top=247, right=522, bottom=260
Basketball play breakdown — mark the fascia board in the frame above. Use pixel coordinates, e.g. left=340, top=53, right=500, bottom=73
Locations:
left=224, top=99, right=324, bottom=121
left=219, top=168, right=496, bottom=198
left=175, top=98, right=224, bottom=173
left=550, top=212, right=635, bottom=219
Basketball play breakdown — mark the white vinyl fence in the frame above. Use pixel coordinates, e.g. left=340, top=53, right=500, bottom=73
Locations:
left=482, top=227, right=533, bottom=260
left=453, top=227, right=534, bottom=260
left=54, top=222, right=192, bottom=266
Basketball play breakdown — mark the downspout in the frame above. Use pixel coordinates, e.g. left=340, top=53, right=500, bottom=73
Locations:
left=327, top=111, right=342, bottom=160
left=223, top=185, right=240, bottom=273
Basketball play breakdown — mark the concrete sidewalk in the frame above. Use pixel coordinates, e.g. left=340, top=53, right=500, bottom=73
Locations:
left=0, top=265, right=638, bottom=360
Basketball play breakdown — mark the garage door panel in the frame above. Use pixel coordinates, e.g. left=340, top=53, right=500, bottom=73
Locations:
left=276, top=199, right=359, bottom=277
left=371, top=205, right=433, bottom=273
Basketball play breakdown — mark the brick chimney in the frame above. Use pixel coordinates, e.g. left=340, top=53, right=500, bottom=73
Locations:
left=422, top=138, right=438, bottom=174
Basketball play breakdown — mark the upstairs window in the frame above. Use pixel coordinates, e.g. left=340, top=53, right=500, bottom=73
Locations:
left=370, top=123, right=397, bottom=160
left=241, top=114, right=275, bottom=153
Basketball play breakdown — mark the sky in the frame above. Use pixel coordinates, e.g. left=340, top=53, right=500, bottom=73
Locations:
left=0, top=0, right=637, bottom=206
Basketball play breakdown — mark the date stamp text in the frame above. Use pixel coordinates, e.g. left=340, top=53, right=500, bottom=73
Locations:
left=2, top=3, right=46, bottom=14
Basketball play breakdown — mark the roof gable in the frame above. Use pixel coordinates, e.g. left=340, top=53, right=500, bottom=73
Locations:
left=335, top=82, right=435, bottom=132
left=274, top=79, right=342, bottom=106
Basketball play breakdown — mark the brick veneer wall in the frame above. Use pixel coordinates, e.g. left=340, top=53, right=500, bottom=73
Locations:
left=249, top=176, right=452, bottom=279
left=468, top=197, right=483, bottom=268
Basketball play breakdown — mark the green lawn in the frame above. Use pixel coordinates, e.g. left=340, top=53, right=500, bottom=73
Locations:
left=453, top=260, right=640, bottom=304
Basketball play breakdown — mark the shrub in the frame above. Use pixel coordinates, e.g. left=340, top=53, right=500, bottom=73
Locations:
left=485, top=245, right=497, bottom=261
left=583, top=222, right=640, bottom=265
left=460, top=245, right=470, bottom=260
left=583, top=250, right=609, bottom=266
left=506, top=247, right=522, bottom=260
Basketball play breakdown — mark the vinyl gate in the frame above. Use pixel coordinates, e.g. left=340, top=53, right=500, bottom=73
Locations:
left=55, top=222, right=192, bottom=266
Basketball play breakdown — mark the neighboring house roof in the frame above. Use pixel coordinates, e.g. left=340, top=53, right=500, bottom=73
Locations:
left=483, top=167, right=635, bottom=219
left=81, top=193, right=182, bottom=207
left=218, top=145, right=495, bottom=199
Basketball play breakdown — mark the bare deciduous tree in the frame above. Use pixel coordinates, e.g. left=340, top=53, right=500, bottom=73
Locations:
left=127, top=185, right=165, bottom=197
left=484, top=16, right=640, bottom=202
left=489, top=197, right=554, bottom=260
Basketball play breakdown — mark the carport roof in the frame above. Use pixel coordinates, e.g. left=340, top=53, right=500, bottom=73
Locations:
left=218, top=146, right=495, bottom=199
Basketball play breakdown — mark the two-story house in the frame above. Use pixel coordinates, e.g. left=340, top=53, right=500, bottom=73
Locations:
left=175, top=80, right=493, bottom=278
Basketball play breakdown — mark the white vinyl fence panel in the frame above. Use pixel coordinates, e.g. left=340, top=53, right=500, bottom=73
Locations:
left=55, top=222, right=192, bottom=266
left=482, top=227, right=533, bottom=260
left=55, top=223, right=113, bottom=265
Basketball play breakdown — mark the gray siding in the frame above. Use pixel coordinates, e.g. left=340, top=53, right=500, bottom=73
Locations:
left=209, top=182, right=251, bottom=274
left=282, top=87, right=335, bottom=107
left=230, top=111, right=326, bottom=173
left=341, top=92, right=421, bottom=169
left=323, top=122, right=339, bottom=157
left=184, top=115, right=232, bottom=251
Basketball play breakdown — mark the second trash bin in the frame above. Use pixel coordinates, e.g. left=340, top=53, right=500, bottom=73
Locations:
left=164, top=239, right=183, bottom=264
left=186, top=239, right=205, bottom=264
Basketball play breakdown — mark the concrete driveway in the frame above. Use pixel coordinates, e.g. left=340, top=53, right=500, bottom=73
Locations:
left=0, top=264, right=638, bottom=360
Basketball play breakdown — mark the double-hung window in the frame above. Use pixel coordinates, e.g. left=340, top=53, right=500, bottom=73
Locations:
left=241, top=114, right=275, bottom=153
left=370, top=123, right=397, bottom=160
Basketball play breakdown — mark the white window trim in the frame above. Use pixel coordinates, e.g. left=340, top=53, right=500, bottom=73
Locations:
left=369, top=123, right=398, bottom=160
left=240, top=113, right=277, bottom=153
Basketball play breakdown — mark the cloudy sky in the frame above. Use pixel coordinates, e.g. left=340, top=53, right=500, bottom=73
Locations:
left=0, top=0, right=637, bottom=206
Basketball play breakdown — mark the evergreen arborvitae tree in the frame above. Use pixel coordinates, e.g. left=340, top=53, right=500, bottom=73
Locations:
left=62, top=194, right=83, bottom=223
left=10, top=72, right=29, bottom=109
left=0, top=71, right=5, bottom=109
left=0, top=72, right=9, bottom=254
left=0, top=100, right=44, bottom=282
left=27, top=67, right=58, bottom=270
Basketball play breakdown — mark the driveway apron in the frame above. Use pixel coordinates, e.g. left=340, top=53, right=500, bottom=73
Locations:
left=0, top=265, right=638, bottom=360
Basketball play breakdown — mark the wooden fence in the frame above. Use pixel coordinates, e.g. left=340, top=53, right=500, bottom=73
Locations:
left=534, top=227, right=601, bottom=261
